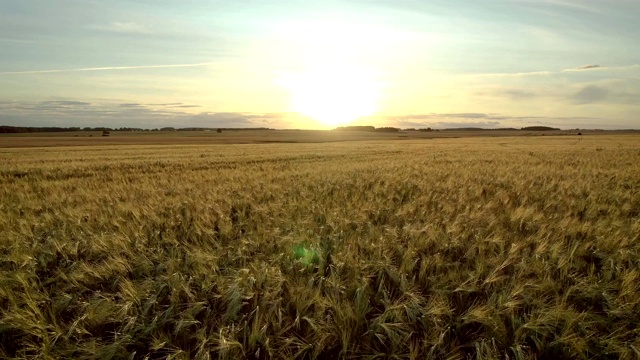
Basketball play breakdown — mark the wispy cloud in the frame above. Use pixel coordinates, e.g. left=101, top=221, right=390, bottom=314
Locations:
left=488, top=89, right=539, bottom=100
left=577, top=64, right=600, bottom=70
left=570, top=85, right=608, bottom=104
left=468, top=70, right=553, bottom=78
left=562, top=64, right=640, bottom=72
left=567, top=80, right=640, bottom=105
left=516, top=0, right=604, bottom=14
left=0, top=37, right=35, bottom=44
left=391, top=113, right=494, bottom=120
left=0, top=99, right=290, bottom=128
left=382, top=113, right=504, bottom=128
left=379, top=112, right=617, bottom=129
left=396, top=120, right=502, bottom=128
left=42, top=100, right=92, bottom=106
left=92, top=22, right=153, bottom=34
left=469, top=64, right=640, bottom=78
left=0, top=62, right=215, bottom=75
left=563, top=64, right=604, bottom=72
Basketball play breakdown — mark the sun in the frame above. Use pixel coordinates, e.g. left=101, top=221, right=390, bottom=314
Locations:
left=271, top=19, right=385, bottom=128
left=280, top=64, right=380, bottom=128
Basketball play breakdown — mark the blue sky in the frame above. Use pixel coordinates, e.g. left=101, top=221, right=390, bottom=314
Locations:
left=1, top=0, right=639, bottom=129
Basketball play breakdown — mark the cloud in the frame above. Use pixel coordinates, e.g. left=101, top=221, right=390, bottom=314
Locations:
left=1, top=99, right=635, bottom=130
left=377, top=112, right=623, bottom=129
left=391, top=113, right=491, bottom=121
left=148, top=103, right=203, bottom=108
left=93, top=22, right=153, bottom=34
left=563, top=64, right=604, bottom=72
left=0, top=37, right=35, bottom=44
left=127, top=103, right=202, bottom=109
left=0, top=62, right=215, bottom=75
left=547, top=0, right=602, bottom=13
left=562, top=64, right=640, bottom=72
left=382, top=113, right=503, bottom=128
left=469, top=70, right=553, bottom=78
left=0, top=99, right=291, bottom=128
left=570, top=85, right=608, bottom=104
left=484, top=89, right=540, bottom=100
left=41, top=101, right=92, bottom=106
left=396, top=121, right=501, bottom=128
left=577, top=64, right=601, bottom=70
left=470, top=64, right=640, bottom=78
left=500, top=89, right=537, bottom=99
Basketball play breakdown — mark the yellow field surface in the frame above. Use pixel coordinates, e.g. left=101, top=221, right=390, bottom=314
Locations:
left=1, top=128, right=628, bottom=148
left=1, top=135, right=639, bottom=358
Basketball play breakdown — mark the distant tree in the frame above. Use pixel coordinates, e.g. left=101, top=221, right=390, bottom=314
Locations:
left=520, top=126, right=560, bottom=131
left=335, top=126, right=376, bottom=132
left=375, top=127, right=400, bottom=132
left=217, top=128, right=222, bottom=133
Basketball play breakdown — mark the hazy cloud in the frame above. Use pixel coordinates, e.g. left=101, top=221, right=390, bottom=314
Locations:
left=0, top=62, right=215, bottom=75
left=163, top=104, right=202, bottom=108
left=394, top=119, right=501, bottom=128
left=570, top=85, right=608, bottom=104
left=0, top=37, right=35, bottom=44
left=42, top=100, right=92, bottom=106
left=577, top=64, right=600, bottom=70
left=0, top=99, right=290, bottom=128
left=562, top=64, right=605, bottom=72
left=562, top=64, right=640, bottom=72
left=385, top=113, right=503, bottom=128
left=473, top=64, right=640, bottom=78
left=491, top=89, right=539, bottom=100
left=469, top=70, right=553, bottom=78
left=520, top=0, right=604, bottom=14
left=383, top=112, right=617, bottom=129
left=93, top=22, right=153, bottom=34
left=391, top=113, right=492, bottom=121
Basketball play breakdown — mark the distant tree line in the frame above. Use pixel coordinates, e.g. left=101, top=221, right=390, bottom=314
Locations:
left=520, top=126, right=560, bottom=131
left=334, top=126, right=376, bottom=132
left=334, top=126, right=401, bottom=132
left=1, top=126, right=82, bottom=133
left=0, top=125, right=567, bottom=134
left=0, top=126, right=140, bottom=133
left=0, top=126, right=273, bottom=133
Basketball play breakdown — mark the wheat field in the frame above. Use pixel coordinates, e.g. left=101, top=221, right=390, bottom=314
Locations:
left=1, top=135, right=639, bottom=359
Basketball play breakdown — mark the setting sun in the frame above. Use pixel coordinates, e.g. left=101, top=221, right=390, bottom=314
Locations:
left=270, top=19, right=389, bottom=128
left=280, top=64, right=380, bottom=128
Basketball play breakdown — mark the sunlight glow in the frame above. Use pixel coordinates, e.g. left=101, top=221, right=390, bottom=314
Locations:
left=280, top=64, right=380, bottom=128
left=273, top=19, right=388, bottom=128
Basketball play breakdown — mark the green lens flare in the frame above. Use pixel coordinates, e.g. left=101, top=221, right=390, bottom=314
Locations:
left=293, top=244, right=319, bottom=266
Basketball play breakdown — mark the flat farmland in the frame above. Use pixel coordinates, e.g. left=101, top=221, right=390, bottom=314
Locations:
left=0, top=129, right=628, bottom=148
left=1, top=135, right=639, bottom=359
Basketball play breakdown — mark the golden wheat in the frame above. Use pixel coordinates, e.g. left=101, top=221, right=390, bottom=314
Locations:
left=1, top=135, right=639, bottom=359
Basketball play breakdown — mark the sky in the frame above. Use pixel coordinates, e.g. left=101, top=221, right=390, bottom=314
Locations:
left=1, top=0, right=639, bottom=130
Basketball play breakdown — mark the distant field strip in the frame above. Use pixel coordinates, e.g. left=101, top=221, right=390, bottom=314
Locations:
left=1, top=136, right=639, bottom=359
